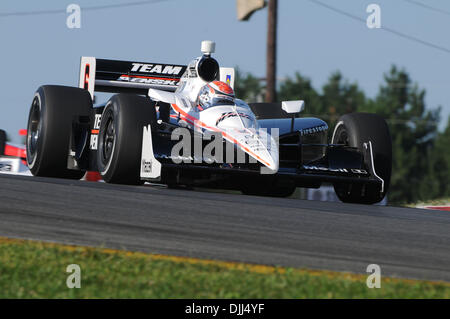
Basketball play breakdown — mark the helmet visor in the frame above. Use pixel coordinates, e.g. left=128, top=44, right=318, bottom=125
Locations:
left=211, top=95, right=234, bottom=106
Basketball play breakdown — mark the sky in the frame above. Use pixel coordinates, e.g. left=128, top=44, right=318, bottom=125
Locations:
left=1, top=0, right=450, bottom=143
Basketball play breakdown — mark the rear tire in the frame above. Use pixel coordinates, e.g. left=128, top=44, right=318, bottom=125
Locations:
left=97, top=94, right=157, bottom=185
left=331, top=112, right=392, bottom=204
left=26, top=85, right=92, bottom=179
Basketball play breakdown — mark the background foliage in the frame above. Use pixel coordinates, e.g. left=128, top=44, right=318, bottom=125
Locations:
left=236, top=66, right=449, bottom=204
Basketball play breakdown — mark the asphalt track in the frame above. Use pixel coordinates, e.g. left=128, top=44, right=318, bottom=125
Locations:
left=0, top=174, right=449, bottom=282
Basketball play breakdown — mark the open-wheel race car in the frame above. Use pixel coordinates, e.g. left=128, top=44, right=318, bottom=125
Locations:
left=0, top=129, right=30, bottom=176
left=25, top=41, right=392, bottom=204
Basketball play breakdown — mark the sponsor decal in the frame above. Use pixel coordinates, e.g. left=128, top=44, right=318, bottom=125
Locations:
left=0, top=163, right=12, bottom=171
left=180, top=97, right=191, bottom=109
left=118, top=75, right=178, bottom=86
left=226, top=74, right=231, bottom=86
left=157, top=153, right=206, bottom=163
left=302, top=165, right=368, bottom=175
left=93, top=114, right=101, bottom=130
left=141, top=159, right=153, bottom=173
left=188, top=68, right=197, bottom=78
left=300, top=125, right=328, bottom=136
left=90, top=114, right=101, bottom=150
left=130, top=63, right=183, bottom=75
left=140, top=124, right=162, bottom=179
left=216, top=112, right=254, bottom=126
left=90, top=135, right=98, bottom=150
left=351, top=168, right=368, bottom=174
left=83, top=64, right=90, bottom=90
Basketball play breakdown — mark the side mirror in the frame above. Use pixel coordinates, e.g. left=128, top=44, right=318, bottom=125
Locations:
left=282, top=100, right=304, bottom=114
left=282, top=100, right=304, bottom=132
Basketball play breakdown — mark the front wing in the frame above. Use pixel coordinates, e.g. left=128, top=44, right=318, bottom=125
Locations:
left=139, top=124, right=384, bottom=192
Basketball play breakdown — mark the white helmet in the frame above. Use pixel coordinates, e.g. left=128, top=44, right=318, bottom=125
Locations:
left=197, top=81, right=235, bottom=110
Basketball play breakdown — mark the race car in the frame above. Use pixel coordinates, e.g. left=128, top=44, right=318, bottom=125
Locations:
left=25, top=40, right=392, bottom=204
left=0, top=129, right=31, bottom=176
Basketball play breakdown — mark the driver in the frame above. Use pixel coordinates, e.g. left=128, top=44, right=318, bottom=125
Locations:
left=196, top=81, right=235, bottom=111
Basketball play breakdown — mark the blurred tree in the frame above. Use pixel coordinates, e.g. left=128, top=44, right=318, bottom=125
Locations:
left=426, top=116, right=450, bottom=199
left=321, top=71, right=367, bottom=133
left=234, top=67, right=263, bottom=102
left=278, top=72, right=322, bottom=115
left=235, top=65, right=446, bottom=204
left=368, top=66, right=441, bottom=203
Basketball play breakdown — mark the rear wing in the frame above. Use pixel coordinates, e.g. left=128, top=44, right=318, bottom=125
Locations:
left=79, top=56, right=235, bottom=100
left=79, top=57, right=187, bottom=99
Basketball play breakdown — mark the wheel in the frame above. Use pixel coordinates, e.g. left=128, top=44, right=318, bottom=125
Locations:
left=97, top=94, right=157, bottom=185
left=331, top=112, right=392, bottom=204
left=0, top=129, right=6, bottom=155
left=26, top=85, right=92, bottom=179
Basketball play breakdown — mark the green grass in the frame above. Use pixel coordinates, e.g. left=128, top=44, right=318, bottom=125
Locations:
left=0, top=237, right=449, bottom=298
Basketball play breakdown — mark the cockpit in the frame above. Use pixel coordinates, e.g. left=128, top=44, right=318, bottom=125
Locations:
left=196, top=81, right=235, bottom=110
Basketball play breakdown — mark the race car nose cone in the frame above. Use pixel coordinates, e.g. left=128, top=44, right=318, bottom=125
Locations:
left=223, top=128, right=279, bottom=174
left=255, top=137, right=279, bottom=175
left=264, top=155, right=279, bottom=173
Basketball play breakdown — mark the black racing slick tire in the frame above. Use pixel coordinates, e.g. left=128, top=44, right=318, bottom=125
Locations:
left=331, top=112, right=392, bottom=204
left=97, top=94, right=157, bottom=185
left=26, top=85, right=92, bottom=179
left=0, top=129, right=6, bottom=155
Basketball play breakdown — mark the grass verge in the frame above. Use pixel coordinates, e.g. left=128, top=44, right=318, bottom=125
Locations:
left=0, top=237, right=448, bottom=298
left=404, top=197, right=450, bottom=208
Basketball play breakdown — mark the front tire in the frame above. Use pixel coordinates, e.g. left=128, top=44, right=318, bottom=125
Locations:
left=331, top=112, right=392, bottom=204
left=97, top=94, right=157, bottom=185
left=26, top=85, right=92, bottom=179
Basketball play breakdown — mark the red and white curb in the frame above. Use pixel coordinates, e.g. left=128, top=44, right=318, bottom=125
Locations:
left=419, top=205, right=450, bottom=212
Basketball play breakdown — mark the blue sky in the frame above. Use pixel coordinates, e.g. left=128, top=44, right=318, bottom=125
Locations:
left=1, top=0, right=449, bottom=142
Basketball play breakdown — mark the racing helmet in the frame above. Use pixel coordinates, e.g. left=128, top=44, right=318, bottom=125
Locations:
left=197, top=81, right=235, bottom=110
